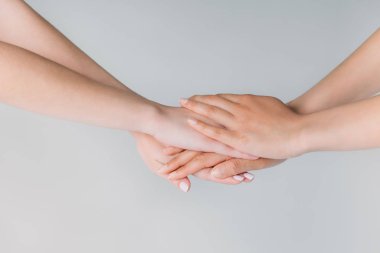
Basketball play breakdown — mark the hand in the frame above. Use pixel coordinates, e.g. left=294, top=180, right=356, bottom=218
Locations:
left=159, top=149, right=255, bottom=183
left=161, top=148, right=284, bottom=181
left=181, top=94, right=304, bottom=159
left=150, top=105, right=257, bottom=159
left=133, top=132, right=191, bottom=192
left=133, top=133, right=248, bottom=192
left=211, top=158, right=285, bottom=179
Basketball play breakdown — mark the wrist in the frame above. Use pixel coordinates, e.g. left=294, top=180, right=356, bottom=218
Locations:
left=292, top=113, right=322, bottom=156
left=287, top=98, right=308, bottom=115
left=287, top=98, right=320, bottom=156
left=129, top=98, right=165, bottom=135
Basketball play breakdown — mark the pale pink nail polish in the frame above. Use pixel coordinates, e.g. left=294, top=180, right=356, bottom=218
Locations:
left=233, top=175, right=244, bottom=181
left=179, top=182, right=189, bottom=192
left=243, top=173, right=254, bottom=181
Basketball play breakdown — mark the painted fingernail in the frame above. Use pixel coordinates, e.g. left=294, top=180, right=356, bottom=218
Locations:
left=187, top=118, right=197, bottom=125
left=233, top=175, right=244, bottom=181
left=243, top=172, right=254, bottom=181
left=179, top=182, right=189, bottom=192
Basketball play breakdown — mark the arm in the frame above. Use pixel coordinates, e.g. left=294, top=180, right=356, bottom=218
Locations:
left=0, top=41, right=248, bottom=158
left=182, top=94, right=380, bottom=158
left=0, top=0, right=252, bottom=191
left=165, top=28, right=380, bottom=179
left=288, top=28, right=380, bottom=114
left=0, top=0, right=126, bottom=90
left=0, top=41, right=157, bottom=132
left=300, top=95, right=380, bottom=152
left=0, top=0, right=157, bottom=132
left=0, top=0, right=194, bottom=190
left=0, top=1, right=254, bottom=159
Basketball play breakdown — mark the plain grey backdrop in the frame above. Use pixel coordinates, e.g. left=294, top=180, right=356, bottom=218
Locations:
left=1, top=0, right=379, bottom=252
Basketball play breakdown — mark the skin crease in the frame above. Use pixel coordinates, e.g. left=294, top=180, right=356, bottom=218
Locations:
left=0, top=0, right=255, bottom=191
left=166, top=28, right=380, bottom=180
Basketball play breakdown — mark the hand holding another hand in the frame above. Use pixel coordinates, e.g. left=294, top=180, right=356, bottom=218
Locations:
left=181, top=94, right=306, bottom=159
left=134, top=133, right=257, bottom=192
left=161, top=148, right=285, bottom=184
left=149, top=105, right=257, bottom=160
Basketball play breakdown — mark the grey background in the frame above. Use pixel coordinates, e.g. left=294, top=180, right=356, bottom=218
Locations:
left=0, top=0, right=379, bottom=252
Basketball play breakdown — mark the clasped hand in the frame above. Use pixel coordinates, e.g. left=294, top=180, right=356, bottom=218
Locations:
left=140, top=94, right=301, bottom=192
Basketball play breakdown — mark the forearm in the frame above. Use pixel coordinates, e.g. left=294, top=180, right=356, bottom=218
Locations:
left=288, top=28, right=380, bottom=114
left=0, top=0, right=160, bottom=137
left=298, top=95, right=380, bottom=153
left=0, top=41, right=159, bottom=133
left=0, top=0, right=127, bottom=91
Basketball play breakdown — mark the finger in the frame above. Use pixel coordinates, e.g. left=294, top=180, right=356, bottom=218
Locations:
left=171, top=177, right=191, bottom=193
left=188, top=119, right=258, bottom=160
left=206, top=139, right=258, bottom=160
left=187, top=118, right=238, bottom=150
left=168, top=153, right=228, bottom=180
left=211, top=158, right=283, bottom=179
left=241, top=172, right=255, bottom=182
left=193, top=168, right=244, bottom=185
left=158, top=150, right=199, bottom=174
left=154, top=159, right=192, bottom=192
left=231, top=173, right=255, bottom=182
left=163, top=146, right=184, bottom=156
left=180, top=98, right=234, bottom=127
left=218, top=94, right=250, bottom=104
left=187, top=95, right=239, bottom=112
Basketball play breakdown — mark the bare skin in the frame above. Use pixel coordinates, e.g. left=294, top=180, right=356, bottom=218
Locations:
left=183, top=93, right=380, bottom=158
left=0, top=0, right=257, bottom=191
left=166, top=28, right=380, bottom=180
left=0, top=0, right=257, bottom=160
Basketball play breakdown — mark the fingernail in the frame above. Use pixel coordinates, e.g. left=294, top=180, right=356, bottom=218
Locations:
left=180, top=98, right=189, bottom=105
left=179, top=182, right=189, bottom=192
left=243, top=172, right=254, bottom=181
left=187, top=118, right=197, bottom=125
left=211, top=169, right=223, bottom=178
left=233, top=175, right=244, bottom=181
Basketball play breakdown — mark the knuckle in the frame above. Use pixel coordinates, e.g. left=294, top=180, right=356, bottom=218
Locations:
left=186, top=160, right=202, bottom=171
left=191, top=154, right=206, bottom=164
left=229, top=159, right=242, bottom=172
left=217, top=168, right=230, bottom=178
left=236, top=132, right=249, bottom=144
left=166, top=158, right=181, bottom=170
left=241, top=94, right=252, bottom=100
left=201, top=95, right=215, bottom=103
left=204, top=105, right=216, bottom=116
left=185, top=99, right=196, bottom=109
left=208, top=127, right=221, bottom=136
